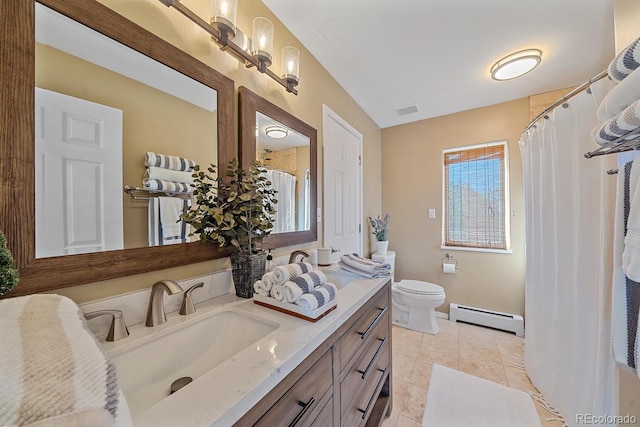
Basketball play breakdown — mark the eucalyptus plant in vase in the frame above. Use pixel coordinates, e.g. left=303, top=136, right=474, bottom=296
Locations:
left=368, top=214, right=390, bottom=255
left=181, top=159, right=277, bottom=298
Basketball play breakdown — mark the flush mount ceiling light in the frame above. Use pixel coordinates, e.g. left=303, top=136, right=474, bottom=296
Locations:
left=491, top=49, right=542, bottom=81
left=265, top=126, right=288, bottom=139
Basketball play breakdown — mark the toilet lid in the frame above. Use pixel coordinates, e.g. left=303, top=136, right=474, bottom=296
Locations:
left=397, top=280, right=444, bottom=295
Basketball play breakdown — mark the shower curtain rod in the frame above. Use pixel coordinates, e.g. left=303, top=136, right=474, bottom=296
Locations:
left=525, top=69, right=609, bottom=132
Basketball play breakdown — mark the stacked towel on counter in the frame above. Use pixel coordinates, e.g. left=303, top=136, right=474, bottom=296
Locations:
left=296, top=283, right=337, bottom=310
left=0, top=294, right=133, bottom=427
left=284, top=271, right=327, bottom=303
left=253, top=262, right=337, bottom=310
left=148, top=197, right=190, bottom=246
left=612, top=160, right=640, bottom=376
left=592, top=36, right=640, bottom=146
left=339, top=253, right=391, bottom=279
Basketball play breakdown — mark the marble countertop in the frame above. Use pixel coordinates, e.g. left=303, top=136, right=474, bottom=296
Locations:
left=104, top=267, right=387, bottom=427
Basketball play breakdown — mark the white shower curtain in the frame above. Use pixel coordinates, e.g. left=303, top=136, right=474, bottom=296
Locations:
left=266, top=169, right=296, bottom=233
left=519, top=78, right=618, bottom=426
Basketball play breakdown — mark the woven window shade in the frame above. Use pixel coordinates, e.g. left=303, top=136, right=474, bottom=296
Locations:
left=444, top=143, right=507, bottom=249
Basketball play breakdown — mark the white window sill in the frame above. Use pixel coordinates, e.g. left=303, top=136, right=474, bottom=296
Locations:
left=441, top=246, right=512, bottom=255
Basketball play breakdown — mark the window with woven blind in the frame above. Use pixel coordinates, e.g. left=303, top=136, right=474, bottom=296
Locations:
left=443, top=141, right=510, bottom=251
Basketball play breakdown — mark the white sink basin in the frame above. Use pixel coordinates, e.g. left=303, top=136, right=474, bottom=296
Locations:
left=109, top=308, right=279, bottom=416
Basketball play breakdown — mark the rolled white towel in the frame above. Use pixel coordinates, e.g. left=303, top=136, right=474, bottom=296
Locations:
left=262, top=272, right=277, bottom=291
left=145, top=166, right=194, bottom=184
left=271, top=284, right=286, bottom=301
left=283, top=271, right=328, bottom=303
left=253, top=280, right=269, bottom=297
left=145, top=152, right=195, bottom=172
left=143, top=178, right=191, bottom=194
left=274, top=262, right=313, bottom=284
left=295, top=283, right=338, bottom=311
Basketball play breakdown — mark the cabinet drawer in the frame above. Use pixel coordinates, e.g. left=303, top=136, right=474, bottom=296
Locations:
left=255, top=350, right=332, bottom=427
left=340, top=312, right=389, bottom=415
left=309, top=396, right=333, bottom=427
left=340, top=289, right=389, bottom=369
left=342, top=349, right=390, bottom=427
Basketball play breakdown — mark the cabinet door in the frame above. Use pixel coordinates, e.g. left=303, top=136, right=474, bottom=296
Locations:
left=255, top=350, right=332, bottom=427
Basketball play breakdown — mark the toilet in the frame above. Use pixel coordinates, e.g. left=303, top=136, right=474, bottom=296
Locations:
left=372, top=251, right=446, bottom=335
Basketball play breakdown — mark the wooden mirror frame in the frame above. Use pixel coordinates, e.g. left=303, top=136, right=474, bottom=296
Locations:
left=0, top=0, right=235, bottom=296
left=238, top=86, right=317, bottom=248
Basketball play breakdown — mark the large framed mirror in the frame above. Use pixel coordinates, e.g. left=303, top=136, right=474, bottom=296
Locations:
left=0, top=0, right=235, bottom=296
left=238, top=87, right=317, bottom=248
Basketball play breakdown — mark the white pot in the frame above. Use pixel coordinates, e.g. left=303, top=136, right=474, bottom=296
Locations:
left=376, top=241, right=389, bottom=255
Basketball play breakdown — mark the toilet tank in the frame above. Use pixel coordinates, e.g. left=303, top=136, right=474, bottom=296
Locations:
left=372, top=251, right=395, bottom=283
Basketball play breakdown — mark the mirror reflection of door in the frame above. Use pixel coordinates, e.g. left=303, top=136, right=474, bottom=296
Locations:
left=34, top=3, right=218, bottom=257
left=256, top=112, right=311, bottom=233
left=35, top=88, right=123, bottom=257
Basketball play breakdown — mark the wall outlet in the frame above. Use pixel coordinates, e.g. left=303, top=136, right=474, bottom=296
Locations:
left=428, top=208, right=436, bottom=219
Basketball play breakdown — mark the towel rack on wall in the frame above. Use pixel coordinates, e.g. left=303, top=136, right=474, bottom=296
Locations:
left=584, top=127, right=640, bottom=159
left=123, top=185, right=193, bottom=201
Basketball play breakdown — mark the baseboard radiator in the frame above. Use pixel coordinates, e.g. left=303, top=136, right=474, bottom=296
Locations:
left=449, top=303, right=524, bottom=337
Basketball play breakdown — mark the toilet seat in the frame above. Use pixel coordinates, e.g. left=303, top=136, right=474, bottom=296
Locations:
left=397, top=280, right=444, bottom=296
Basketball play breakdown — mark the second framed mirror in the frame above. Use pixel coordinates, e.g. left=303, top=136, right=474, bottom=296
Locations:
left=238, top=87, right=317, bottom=248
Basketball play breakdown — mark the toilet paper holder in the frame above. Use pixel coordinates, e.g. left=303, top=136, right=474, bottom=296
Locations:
left=441, top=253, right=459, bottom=270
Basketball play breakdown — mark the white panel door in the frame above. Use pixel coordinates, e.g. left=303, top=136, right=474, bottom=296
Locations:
left=323, top=105, right=362, bottom=258
left=35, top=88, right=123, bottom=258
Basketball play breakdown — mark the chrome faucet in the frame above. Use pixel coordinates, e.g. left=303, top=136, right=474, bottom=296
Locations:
left=146, top=280, right=183, bottom=327
left=84, top=309, right=129, bottom=342
left=179, top=282, right=204, bottom=315
left=289, top=250, right=310, bottom=264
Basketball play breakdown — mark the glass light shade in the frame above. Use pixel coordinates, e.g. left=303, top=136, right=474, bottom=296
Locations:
left=210, top=0, right=237, bottom=38
left=491, top=49, right=542, bottom=81
left=265, top=126, right=288, bottom=139
left=281, top=46, right=300, bottom=86
left=252, top=17, right=274, bottom=65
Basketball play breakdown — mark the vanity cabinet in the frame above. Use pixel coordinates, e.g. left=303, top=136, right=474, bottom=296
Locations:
left=235, top=282, right=392, bottom=427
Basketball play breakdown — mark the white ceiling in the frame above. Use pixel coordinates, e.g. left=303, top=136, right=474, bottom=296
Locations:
left=262, top=0, right=615, bottom=129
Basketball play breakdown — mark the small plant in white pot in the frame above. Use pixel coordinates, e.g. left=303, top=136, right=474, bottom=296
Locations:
left=368, top=214, right=390, bottom=255
left=181, top=159, right=277, bottom=298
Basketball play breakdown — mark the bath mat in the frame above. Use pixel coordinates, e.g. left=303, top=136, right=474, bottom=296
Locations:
left=422, top=364, right=540, bottom=427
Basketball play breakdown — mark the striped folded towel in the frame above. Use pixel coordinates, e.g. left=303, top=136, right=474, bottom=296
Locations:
left=271, top=283, right=286, bottom=301
left=274, top=262, right=313, bottom=284
left=261, top=272, right=277, bottom=291
left=597, top=67, right=640, bottom=121
left=253, top=280, right=270, bottom=297
left=0, top=294, right=122, bottom=427
left=339, top=261, right=390, bottom=279
left=609, top=36, right=640, bottom=83
left=592, top=98, right=640, bottom=145
left=143, top=178, right=192, bottom=194
left=284, top=271, right=328, bottom=303
left=340, top=253, right=391, bottom=275
left=145, top=166, right=194, bottom=185
left=144, top=152, right=195, bottom=172
left=296, top=283, right=338, bottom=311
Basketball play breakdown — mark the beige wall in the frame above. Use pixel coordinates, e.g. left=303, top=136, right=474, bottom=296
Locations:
left=54, top=0, right=381, bottom=302
left=381, top=99, right=528, bottom=316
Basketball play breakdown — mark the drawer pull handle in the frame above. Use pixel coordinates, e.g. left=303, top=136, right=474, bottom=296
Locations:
left=357, top=366, right=389, bottom=420
left=357, top=306, right=387, bottom=340
left=288, top=396, right=315, bottom=427
left=357, top=337, right=388, bottom=379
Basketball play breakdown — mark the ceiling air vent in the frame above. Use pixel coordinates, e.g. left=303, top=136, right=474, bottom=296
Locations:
left=395, top=104, right=419, bottom=116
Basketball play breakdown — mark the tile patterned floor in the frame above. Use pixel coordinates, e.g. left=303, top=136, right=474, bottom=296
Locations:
left=381, top=320, right=564, bottom=427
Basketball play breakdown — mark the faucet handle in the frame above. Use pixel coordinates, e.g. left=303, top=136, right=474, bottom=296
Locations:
left=84, top=309, right=129, bottom=342
left=179, top=282, right=204, bottom=315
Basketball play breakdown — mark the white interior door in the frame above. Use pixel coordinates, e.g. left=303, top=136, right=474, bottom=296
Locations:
left=35, top=88, right=123, bottom=257
left=323, top=105, right=363, bottom=258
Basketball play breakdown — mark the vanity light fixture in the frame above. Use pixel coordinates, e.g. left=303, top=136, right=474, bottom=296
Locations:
left=210, top=0, right=237, bottom=43
left=491, top=49, right=542, bottom=81
left=265, top=126, right=288, bottom=139
left=281, top=46, right=300, bottom=88
left=158, top=0, right=299, bottom=94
